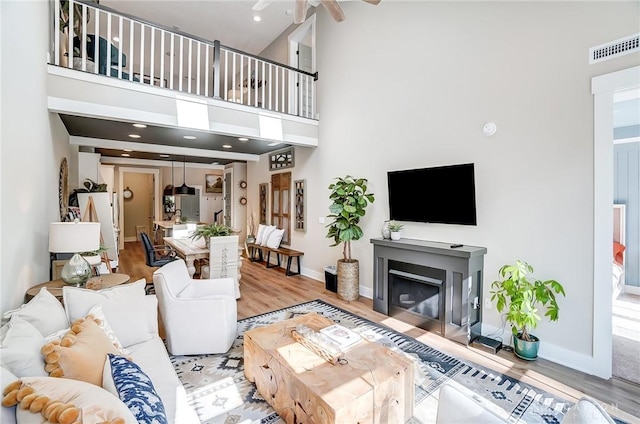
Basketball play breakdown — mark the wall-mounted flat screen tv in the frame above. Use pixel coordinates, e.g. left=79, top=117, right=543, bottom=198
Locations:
left=387, top=163, right=477, bottom=225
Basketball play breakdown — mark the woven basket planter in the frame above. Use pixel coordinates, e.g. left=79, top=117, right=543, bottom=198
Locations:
left=337, top=259, right=359, bottom=301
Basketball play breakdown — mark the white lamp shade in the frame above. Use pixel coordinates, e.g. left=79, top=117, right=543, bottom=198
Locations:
left=49, top=222, right=101, bottom=253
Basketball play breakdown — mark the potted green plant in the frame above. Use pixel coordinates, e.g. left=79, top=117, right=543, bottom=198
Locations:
left=490, top=260, right=566, bottom=360
left=387, top=221, right=404, bottom=240
left=326, top=175, right=375, bottom=301
left=190, top=223, right=233, bottom=248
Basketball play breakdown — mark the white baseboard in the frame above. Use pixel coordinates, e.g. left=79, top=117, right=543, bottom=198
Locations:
left=624, top=285, right=640, bottom=295
left=360, top=285, right=373, bottom=299
left=298, top=268, right=373, bottom=299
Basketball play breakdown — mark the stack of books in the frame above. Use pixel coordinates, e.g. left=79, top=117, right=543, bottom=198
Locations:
left=319, top=324, right=362, bottom=350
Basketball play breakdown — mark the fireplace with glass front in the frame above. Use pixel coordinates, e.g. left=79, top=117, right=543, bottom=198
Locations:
left=371, top=238, right=487, bottom=345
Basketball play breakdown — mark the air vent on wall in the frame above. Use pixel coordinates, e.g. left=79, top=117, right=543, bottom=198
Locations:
left=589, top=33, right=639, bottom=64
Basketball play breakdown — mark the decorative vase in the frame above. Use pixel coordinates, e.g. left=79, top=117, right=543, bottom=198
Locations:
left=390, top=231, right=401, bottom=241
left=381, top=221, right=391, bottom=239
left=512, top=334, right=539, bottom=360
left=60, top=253, right=93, bottom=286
left=337, top=259, right=359, bottom=301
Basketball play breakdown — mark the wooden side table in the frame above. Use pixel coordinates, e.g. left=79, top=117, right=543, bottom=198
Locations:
left=24, top=273, right=131, bottom=303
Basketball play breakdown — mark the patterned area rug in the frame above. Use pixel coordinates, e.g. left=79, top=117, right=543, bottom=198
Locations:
left=170, top=299, right=573, bottom=424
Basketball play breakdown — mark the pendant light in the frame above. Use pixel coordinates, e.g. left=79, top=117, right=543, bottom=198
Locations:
left=173, top=156, right=195, bottom=196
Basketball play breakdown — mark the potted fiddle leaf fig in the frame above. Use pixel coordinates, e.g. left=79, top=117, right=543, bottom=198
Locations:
left=326, top=175, right=375, bottom=301
left=490, top=260, right=566, bottom=360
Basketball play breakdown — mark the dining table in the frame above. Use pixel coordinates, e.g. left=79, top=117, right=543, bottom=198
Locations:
left=163, top=237, right=208, bottom=278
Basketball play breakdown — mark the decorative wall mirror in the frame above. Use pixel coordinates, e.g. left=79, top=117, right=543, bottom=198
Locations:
left=259, top=183, right=269, bottom=225
left=58, top=158, right=69, bottom=221
left=269, top=147, right=295, bottom=171
left=271, top=172, right=291, bottom=245
left=294, top=179, right=306, bottom=232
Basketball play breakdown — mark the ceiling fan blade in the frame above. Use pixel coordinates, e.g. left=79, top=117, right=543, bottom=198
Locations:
left=294, top=0, right=308, bottom=24
left=361, top=0, right=381, bottom=4
left=321, top=0, right=345, bottom=22
left=252, top=0, right=271, bottom=11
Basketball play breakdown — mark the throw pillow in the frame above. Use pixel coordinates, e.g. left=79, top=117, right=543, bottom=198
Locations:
left=260, top=225, right=277, bottom=247
left=63, top=279, right=152, bottom=347
left=265, top=228, right=285, bottom=249
left=103, top=354, right=168, bottom=424
left=85, top=304, right=128, bottom=355
left=0, top=316, right=48, bottom=378
left=255, top=224, right=268, bottom=245
left=2, top=376, right=136, bottom=424
left=562, top=396, right=615, bottom=424
left=0, top=366, right=18, bottom=424
left=41, top=316, right=121, bottom=387
left=2, top=288, right=68, bottom=337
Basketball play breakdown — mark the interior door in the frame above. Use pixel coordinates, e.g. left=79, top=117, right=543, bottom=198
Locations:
left=297, top=43, right=313, bottom=117
left=180, top=188, right=201, bottom=222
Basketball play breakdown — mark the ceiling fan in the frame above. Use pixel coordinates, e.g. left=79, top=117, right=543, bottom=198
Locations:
left=252, top=0, right=381, bottom=24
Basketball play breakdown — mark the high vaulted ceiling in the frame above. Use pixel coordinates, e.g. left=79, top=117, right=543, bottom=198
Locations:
left=63, top=0, right=315, bottom=166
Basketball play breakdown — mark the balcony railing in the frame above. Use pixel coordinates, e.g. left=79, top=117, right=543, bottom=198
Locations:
left=51, top=0, right=317, bottom=119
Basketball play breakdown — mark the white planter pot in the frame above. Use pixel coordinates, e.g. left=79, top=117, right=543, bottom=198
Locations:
left=390, top=231, right=401, bottom=241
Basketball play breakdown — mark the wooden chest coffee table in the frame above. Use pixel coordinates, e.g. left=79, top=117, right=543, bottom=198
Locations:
left=244, top=312, right=414, bottom=423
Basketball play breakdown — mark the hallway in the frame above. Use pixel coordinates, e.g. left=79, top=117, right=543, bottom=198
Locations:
left=613, top=292, right=640, bottom=386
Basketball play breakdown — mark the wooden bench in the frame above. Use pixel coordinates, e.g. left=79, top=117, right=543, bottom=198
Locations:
left=247, top=243, right=304, bottom=276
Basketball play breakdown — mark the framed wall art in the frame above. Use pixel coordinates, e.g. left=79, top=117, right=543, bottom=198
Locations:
left=205, top=174, right=223, bottom=194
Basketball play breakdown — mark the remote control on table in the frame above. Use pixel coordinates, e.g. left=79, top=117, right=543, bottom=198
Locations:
left=450, top=244, right=463, bottom=248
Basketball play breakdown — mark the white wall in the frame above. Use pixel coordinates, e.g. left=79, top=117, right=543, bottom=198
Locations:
left=1, top=1, right=76, bottom=312
left=249, top=1, right=640, bottom=374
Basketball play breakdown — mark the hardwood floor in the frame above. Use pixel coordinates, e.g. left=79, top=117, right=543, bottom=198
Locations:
left=118, top=241, right=640, bottom=422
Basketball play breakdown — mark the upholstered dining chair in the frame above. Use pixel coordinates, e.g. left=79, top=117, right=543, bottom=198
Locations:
left=140, top=232, right=177, bottom=268
left=153, top=259, right=237, bottom=355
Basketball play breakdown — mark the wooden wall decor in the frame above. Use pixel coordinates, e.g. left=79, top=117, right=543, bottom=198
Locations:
left=294, top=179, right=306, bottom=232
left=271, top=172, right=291, bottom=245
left=58, top=158, right=69, bottom=221
left=259, top=183, right=269, bottom=225
left=269, top=147, right=294, bottom=171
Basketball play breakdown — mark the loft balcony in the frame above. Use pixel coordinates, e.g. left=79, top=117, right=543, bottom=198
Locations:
left=48, top=0, right=319, bottom=164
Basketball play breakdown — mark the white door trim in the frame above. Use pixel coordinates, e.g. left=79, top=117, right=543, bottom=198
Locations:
left=118, top=167, right=161, bottom=250
left=591, top=65, right=640, bottom=379
left=288, top=14, right=316, bottom=117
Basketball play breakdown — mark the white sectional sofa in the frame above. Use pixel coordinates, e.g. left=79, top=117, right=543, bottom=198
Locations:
left=0, top=280, right=200, bottom=424
left=436, top=382, right=616, bottom=424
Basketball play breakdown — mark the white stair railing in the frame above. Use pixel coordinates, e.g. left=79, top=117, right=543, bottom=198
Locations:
left=51, top=0, right=318, bottom=119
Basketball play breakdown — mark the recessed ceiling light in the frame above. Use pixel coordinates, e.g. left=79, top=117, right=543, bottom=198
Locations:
left=183, top=135, right=197, bottom=140
left=159, top=154, right=170, bottom=158
left=222, top=144, right=232, bottom=149
left=238, top=137, right=249, bottom=141
left=268, top=142, right=281, bottom=146
left=128, top=134, right=141, bottom=138
left=123, top=149, right=133, bottom=152
left=253, top=15, right=261, bottom=22
left=132, top=123, right=147, bottom=128
left=211, top=161, right=219, bottom=165
left=121, top=153, right=130, bottom=157
left=112, top=36, right=120, bottom=43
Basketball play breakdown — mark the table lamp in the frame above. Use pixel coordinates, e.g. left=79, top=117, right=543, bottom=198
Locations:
left=49, top=221, right=101, bottom=286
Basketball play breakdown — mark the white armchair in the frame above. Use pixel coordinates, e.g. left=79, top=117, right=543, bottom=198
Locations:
left=153, top=259, right=237, bottom=355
